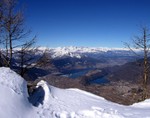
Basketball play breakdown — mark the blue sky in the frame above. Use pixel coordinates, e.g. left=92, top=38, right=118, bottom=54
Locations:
left=21, top=0, right=150, bottom=48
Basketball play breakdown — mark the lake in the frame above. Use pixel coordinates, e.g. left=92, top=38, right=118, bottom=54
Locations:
left=64, top=69, right=109, bottom=85
left=89, top=77, right=109, bottom=84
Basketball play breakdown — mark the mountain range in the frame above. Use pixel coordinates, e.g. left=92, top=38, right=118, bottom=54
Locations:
left=41, top=46, right=138, bottom=59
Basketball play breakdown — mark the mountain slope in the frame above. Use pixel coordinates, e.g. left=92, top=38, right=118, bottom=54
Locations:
left=0, top=67, right=150, bottom=118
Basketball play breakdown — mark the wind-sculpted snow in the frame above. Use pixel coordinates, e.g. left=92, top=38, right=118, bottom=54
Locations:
left=0, top=67, right=150, bottom=118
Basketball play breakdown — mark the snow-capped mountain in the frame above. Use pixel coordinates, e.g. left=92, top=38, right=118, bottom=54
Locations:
left=1, top=67, right=150, bottom=118
left=11, top=46, right=139, bottom=60
left=39, top=46, right=138, bottom=59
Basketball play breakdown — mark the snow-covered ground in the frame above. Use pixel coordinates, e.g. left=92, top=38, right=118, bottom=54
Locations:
left=0, top=67, right=150, bottom=118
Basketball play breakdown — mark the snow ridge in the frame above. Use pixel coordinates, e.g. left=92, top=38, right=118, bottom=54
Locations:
left=36, top=80, right=55, bottom=104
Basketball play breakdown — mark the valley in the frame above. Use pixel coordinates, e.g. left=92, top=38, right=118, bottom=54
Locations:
left=24, top=47, right=149, bottom=105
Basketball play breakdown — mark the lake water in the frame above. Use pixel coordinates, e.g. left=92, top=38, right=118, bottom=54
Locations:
left=89, top=77, right=109, bottom=84
left=67, top=70, right=89, bottom=79
left=64, top=69, right=109, bottom=85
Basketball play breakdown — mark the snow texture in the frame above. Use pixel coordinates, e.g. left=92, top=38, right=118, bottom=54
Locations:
left=0, top=67, right=150, bottom=118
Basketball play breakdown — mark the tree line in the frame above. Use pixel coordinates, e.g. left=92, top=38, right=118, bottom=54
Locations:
left=125, top=26, right=150, bottom=101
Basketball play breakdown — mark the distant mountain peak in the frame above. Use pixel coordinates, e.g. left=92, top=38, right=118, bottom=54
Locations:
left=39, top=46, right=137, bottom=59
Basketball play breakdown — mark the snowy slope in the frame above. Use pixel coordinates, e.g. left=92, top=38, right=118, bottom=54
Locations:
left=0, top=67, right=38, bottom=118
left=0, top=67, right=150, bottom=118
left=36, top=80, right=150, bottom=118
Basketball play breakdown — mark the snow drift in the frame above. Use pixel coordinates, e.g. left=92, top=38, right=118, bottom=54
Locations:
left=0, top=67, right=38, bottom=118
left=0, top=67, right=150, bottom=118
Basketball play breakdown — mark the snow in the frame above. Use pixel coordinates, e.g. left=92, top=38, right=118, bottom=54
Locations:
left=40, top=46, right=139, bottom=59
left=0, top=67, right=27, bottom=95
left=0, top=67, right=150, bottom=118
left=0, top=67, right=38, bottom=118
